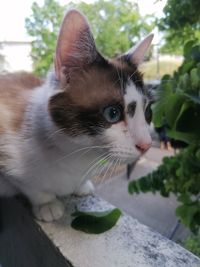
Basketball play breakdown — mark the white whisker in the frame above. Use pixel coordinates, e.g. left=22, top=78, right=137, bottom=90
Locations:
left=82, top=153, right=112, bottom=181
left=55, top=145, right=111, bottom=163
left=99, top=156, right=115, bottom=185
left=109, top=157, right=119, bottom=180
left=94, top=153, right=114, bottom=184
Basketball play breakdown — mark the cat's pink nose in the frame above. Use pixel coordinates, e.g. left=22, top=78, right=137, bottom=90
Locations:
left=135, top=142, right=151, bottom=153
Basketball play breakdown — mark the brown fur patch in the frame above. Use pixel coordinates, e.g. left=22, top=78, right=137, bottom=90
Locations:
left=49, top=63, right=125, bottom=136
left=49, top=56, right=148, bottom=136
left=0, top=72, right=43, bottom=133
left=66, top=66, right=123, bottom=108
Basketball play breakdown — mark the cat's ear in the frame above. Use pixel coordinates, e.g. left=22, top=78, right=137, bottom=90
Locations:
left=124, top=34, right=154, bottom=65
left=54, top=9, right=98, bottom=81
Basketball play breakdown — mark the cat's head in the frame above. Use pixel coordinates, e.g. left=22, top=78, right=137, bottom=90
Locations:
left=49, top=9, right=153, bottom=163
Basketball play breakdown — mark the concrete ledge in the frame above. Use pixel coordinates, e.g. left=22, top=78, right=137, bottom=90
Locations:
left=39, top=195, right=200, bottom=267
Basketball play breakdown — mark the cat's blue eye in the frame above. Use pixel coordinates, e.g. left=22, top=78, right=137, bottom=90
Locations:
left=103, top=105, right=122, bottom=124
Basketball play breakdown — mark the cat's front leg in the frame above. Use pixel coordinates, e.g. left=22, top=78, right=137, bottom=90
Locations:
left=31, top=181, right=94, bottom=221
left=33, top=198, right=65, bottom=222
left=26, top=191, right=65, bottom=222
left=74, top=180, right=95, bottom=196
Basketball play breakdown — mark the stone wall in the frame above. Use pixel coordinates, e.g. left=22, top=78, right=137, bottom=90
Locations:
left=40, top=196, right=200, bottom=267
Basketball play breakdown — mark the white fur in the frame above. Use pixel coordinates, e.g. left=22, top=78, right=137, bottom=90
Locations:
left=125, top=82, right=152, bottom=146
left=105, top=81, right=152, bottom=163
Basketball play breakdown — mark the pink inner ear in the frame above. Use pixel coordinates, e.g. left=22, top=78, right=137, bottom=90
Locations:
left=54, top=9, right=97, bottom=80
left=54, top=52, right=61, bottom=79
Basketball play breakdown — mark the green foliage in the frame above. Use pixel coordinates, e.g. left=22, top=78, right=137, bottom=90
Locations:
left=129, top=145, right=200, bottom=232
left=25, top=0, right=154, bottom=76
left=71, top=208, right=122, bottom=234
left=159, top=0, right=200, bottom=54
left=182, top=231, right=200, bottom=257
left=76, top=0, right=153, bottom=58
left=160, top=0, right=200, bottom=31
left=153, top=41, right=200, bottom=144
left=129, top=41, right=200, bottom=232
left=25, top=0, right=64, bottom=76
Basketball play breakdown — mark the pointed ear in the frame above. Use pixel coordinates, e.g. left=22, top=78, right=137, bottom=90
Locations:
left=54, top=9, right=98, bottom=80
left=125, top=34, right=154, bottom=65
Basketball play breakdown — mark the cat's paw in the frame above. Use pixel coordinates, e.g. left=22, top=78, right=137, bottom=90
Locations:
left=75, top=180, right=95, bottom=196
left=33, top=198, right=65, bottom=222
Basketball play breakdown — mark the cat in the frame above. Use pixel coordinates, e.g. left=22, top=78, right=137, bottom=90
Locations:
left=0, top=9, right=153, bottom=222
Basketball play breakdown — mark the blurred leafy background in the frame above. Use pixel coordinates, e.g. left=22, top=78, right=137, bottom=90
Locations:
left=25, top=0, right=154, bottom=76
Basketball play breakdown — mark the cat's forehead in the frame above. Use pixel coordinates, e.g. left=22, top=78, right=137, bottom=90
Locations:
left=110, top=58, right=144, bottom=92
left=124, top=81, right=143, bottom=105
left=65, top=65, right=122, bottom=108
left=65, top=60, right=145, bottom=109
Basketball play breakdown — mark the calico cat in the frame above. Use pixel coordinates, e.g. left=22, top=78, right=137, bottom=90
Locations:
left=0, top=9, right=153, bottom=221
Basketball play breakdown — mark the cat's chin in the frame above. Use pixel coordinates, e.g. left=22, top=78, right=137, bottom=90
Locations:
left=120, top=156, right=139, bottom=165
left=110, top=153, right=140, bottom=164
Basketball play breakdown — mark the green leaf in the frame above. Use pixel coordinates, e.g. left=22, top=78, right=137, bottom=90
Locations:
left=128, top=180, right=140, bottom=194
left=190, top=45, right=200, bottom=62
left=181, top=60, right=195, bottom=74
left=174, top=101, right=190, bottom=131
left=190, top=68, right=199, bottom=88
left=179, top=73, right=190, bottom=89
left=71, top=208, right=122, bottom=234
left=152, top=80, right=174, bottom=127
left=176, top=204, right=199, bottom=227
left=72, top=209, right=117, bottom=218
left=137, top=176, right=154, bottom=193
left=167, top=129, right=197, bottom=144
left=196, top=149, right=200, bottom=160
left=160, top=187, right=170, bottom=197
left=175, top=104, right=200, bottom=134
left=165, top=93, right=185, bottom=128
left=177, top=193, right=192, bottom=204
left=184, top=41, right=196, bottom=58
left=183, top=93, right=200, bottom=104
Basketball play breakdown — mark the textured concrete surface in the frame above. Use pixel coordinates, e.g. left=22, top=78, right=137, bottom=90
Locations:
left=39, top=196, right=200, bottom=267
left=96, top=147, right=189, bottom=241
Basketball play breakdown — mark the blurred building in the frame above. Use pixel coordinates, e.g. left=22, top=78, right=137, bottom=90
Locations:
left=0, top=40, right=32, bottom=72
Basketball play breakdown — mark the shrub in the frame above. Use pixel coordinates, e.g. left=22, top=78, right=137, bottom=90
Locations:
left=129, top=41, right=200, bottom=232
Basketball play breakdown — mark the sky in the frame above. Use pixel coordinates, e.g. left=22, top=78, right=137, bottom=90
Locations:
left=0, top=0, right=167, bottom=41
